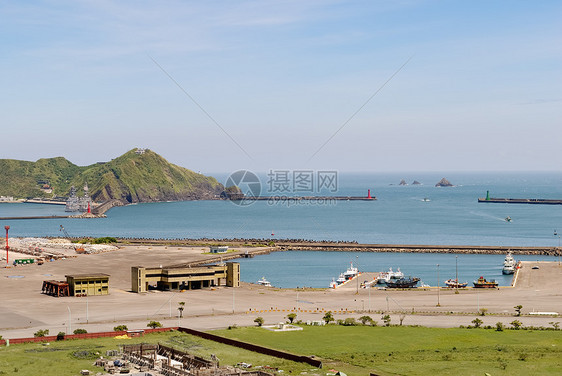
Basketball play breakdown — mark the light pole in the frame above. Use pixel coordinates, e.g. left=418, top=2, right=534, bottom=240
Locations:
left=356, top=255, right=359, bottom=295
left=67, top=306, right=72, bottom=334
left=368, top=285, right=371, bottom=312
left=4, top=226, right=9, bottom=267
left=555, top=230, right=560, bottom=266
left=436, top=264, right=441, bottom=307
left=455, top=256, right=459, bottom=293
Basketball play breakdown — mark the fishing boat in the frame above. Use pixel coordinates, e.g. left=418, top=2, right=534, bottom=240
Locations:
left=473, top=276, right=498, bottom=288
left=386, top=277, right=420, bottom=288
left=502, top=252, right=516, bottom=275
left=376, top=267, right=404, bottom=284
left=343, top=262, right=359, bottom=280
left=444, top=279, right=468, bottom=288
left=336, top=273, right=346, bottom=285
left=257, top=277, right=272, bottom=287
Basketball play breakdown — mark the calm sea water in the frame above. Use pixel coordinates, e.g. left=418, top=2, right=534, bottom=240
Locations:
left=1, top=172, right=560, bottom=286
left=236, top=250, right=556, bottom=288
left=2, top=172, right=561, bottom=246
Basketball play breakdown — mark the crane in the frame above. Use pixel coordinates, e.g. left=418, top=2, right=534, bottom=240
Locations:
left=59, top=225, right=71, bottom=238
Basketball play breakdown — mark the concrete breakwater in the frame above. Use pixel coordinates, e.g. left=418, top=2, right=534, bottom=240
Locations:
left=110, top=238, right=560, bottom=256
left=276, top=243, right=559, bottom=256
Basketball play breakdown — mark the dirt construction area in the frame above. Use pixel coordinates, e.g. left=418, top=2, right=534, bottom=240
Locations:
left=1, top=243, right=561, bottom=339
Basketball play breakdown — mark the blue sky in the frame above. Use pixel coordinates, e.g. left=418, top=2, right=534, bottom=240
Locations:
left=1, top=1, right=561, bottom=173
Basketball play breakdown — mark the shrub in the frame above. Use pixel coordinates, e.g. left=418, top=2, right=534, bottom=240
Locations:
left=147, top=321, right=163, bottom=329
left=34, top=329, right=49, bottom=338
left=471, top=318, right=483, bottom=328
left=286, top=313, right=297, bottom=323
left=73, top=328, right=87, bottom=334
left=342, top=318, right=357, bottom=326
left=323, top=311, right=334, bottom=324
left=495, top=322, right=504, bottom=332
left=114, top=325, right=128, bottom=331
left=359, top=315, right=373, bottom=325
left=479, top=308, right=488, bottom=316
left=381, top=314, right=391, bottom=326
left=254, top=317, right=264, bottom=327
left=510, top=320, right=522, bottom=330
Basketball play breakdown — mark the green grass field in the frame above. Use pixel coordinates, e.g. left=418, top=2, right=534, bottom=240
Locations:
left=0, top=326, right=560, bottom=376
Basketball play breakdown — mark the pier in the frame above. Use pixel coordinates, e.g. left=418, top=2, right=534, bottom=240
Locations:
left=478, top=197, right=562, bottom=205
left=478, top=190, right=562, bottom=205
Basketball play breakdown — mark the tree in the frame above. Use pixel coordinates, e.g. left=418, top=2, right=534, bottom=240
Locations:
left=254, top=317, right=264, bottom=327
left=510, top=320, right=522, bottom=330
left=495, top=322, right=504, bottom=332
left=178, top=302, right=185, bottom=318
left=514, top=305, right=523, bottom=316
left=479, top=308, right=488, bottom=316
left=286, top=313, right=297, bottom=324
left=323, top=311, right=334, bottom=324
left=34, top=329, right=49, bottom=337
left=147, top=321, right=163, bottom=329
left=382, top=314, right=391, bottom=327
left=114, top=325, right=128, bottom=331
left=73, top=328, right=87, bottom=334
left=56, top=332, right=65, bottom=341
left=471, top=318, right=483, bottom=328
left=549, top=321, right=560, bottom=330
left=359, top=315, right=373, bottom=325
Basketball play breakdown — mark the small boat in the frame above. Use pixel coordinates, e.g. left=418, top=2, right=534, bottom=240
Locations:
left=473, top=276, right=498, bottom=288
left=329, top=278, right=337, bottom=289
left=502, top=252, right=516, bottom=275
left=505, top=216, right=512, bottom=222
left=257, top=277, right=271, bottom=287
left=444, top=278, right=468, bottom=288
left=422, top=197, right=431, bottom=202
left=386, top=277, right=420, bottom=288
left=343, top=262, right=359, bottom=280
left=336, top=273, right=346, bottom=285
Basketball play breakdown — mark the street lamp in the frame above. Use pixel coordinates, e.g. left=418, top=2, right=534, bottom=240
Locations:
left=555, top=230, right=561, bottom=266
left=436, top=264, right=441, bottom=307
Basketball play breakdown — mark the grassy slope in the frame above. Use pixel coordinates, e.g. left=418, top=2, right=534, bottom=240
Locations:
left=214, top=325, right=562, bottom=376
left=1, top=327, right=559, bottom=376
left=0, top=149, right=222, bottom=202
left=0, top=157, right=83, bottom=198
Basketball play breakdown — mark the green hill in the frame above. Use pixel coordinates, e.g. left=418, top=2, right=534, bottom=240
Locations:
left=0, top=149, right=224, bottom=203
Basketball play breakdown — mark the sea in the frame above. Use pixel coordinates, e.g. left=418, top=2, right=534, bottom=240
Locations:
left=1, top=172, right=561, bottom=287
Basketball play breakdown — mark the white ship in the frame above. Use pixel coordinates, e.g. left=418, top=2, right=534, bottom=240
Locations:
left=257, top=277, right=272, bottom=287
left=502, top=252, right=516, bottom=275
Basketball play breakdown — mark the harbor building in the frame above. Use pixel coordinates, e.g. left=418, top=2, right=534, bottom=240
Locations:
left=42, top=274, right=110, bottom=297
left=209, top=245, right=228, bottom=253
left=66, top=274, right=110, bottom=296
left=131, top=262, right=240, bottom=293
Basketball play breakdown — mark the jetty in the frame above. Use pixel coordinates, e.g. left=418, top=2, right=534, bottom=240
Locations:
left=478, top=190, right=562, bottom=205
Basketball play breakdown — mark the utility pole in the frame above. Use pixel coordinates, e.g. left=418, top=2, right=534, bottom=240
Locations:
left=436, top=264, right=441, bottom=307
left=4, top=226, right=9, bottom=267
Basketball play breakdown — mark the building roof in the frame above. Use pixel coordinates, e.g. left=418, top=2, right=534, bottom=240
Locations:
left=65, top=274, right=110, bottom=279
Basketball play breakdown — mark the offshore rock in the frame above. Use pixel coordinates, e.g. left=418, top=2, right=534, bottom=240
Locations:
left=399, top=179, right=407, bottom=186
left=412, top=180, right=421, bottom=185
left=435, top=178, right=453, bottom=187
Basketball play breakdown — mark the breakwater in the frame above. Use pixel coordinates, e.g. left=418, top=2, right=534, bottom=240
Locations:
left=111, top=238, right=559, bottom=256
left=478, top=197, right=562, bottom=205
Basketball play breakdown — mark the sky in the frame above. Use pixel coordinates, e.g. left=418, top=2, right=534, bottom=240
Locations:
left=1, top=0, right=561, bottom=174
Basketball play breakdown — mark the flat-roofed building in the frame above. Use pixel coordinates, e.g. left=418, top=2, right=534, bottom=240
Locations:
left=66, top=274, right=110, bottom=296
left=131, top=262, right=239, bottom=293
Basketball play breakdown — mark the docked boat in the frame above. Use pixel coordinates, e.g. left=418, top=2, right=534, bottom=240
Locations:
left=473, top=276, right=498, bottom=288
left=329, top=278, right=337, bottom=289
left=386, top=277, right=420, bottom=288
left=376, top=267, right=404, bottom=284
left=502, top=252, right=516, bottom=275
left=257, top=277, right=272, bottom=287
left=343, top=262, right=359, bottom=280
left=444, top=279, right=468, bottom=288
left=336, top=273, right=346, bottom=285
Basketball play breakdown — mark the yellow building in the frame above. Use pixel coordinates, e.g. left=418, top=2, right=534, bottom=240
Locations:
left=66, top=274, right=110, bottom=296
left=131, top=262, right=240, bottom=293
